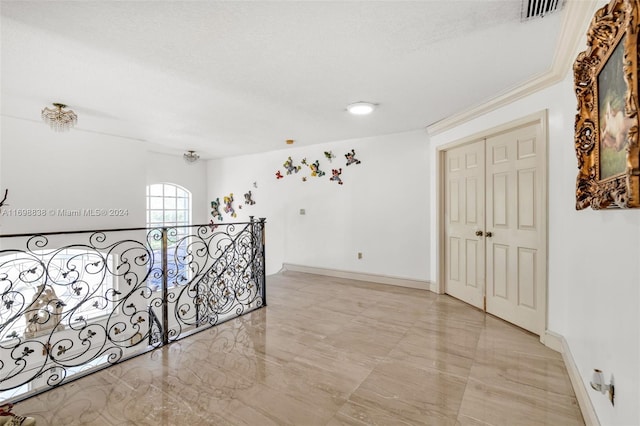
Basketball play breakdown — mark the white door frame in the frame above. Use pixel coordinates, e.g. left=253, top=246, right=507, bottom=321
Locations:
left=435, top=110, right=549, bottom=340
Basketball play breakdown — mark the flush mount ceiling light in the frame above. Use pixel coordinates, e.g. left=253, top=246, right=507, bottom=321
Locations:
left=346, top=102, right=377, bottom=115
left=183, top=150, right=200, bottom=164
left=41, top=103, right=77, bottom=132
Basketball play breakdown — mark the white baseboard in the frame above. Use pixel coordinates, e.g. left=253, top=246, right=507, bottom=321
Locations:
left=282, top=263, right=433, bottom=292
left=545, top=330, right=599, bottom=426
left=543, top=330, right=563, bottom=353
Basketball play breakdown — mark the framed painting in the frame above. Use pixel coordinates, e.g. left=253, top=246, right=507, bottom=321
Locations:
left=574, top=0, right=639, bottom=209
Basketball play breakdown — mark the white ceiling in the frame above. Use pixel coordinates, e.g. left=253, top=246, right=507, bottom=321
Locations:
left=1, top=1, right=565, bottom=159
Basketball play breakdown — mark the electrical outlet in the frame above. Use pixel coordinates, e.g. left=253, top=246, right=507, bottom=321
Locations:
left=357, top=252, right=363, bottom=259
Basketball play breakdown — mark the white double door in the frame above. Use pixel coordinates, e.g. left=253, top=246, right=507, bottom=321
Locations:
left=444, top=121, right=546, bottom=335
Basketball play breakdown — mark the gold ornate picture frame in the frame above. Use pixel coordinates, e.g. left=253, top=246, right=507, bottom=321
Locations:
left=574, top=0, right=639, bottom=209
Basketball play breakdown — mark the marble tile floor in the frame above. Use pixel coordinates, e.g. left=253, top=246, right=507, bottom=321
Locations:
left=13, top=271, right=584, bottom=425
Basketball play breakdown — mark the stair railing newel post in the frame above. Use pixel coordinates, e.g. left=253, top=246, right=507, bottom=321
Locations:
left=161, top=227, right=169, bottom=346
left=249, top=216, right=256, bottom=289
left=259, top=217, right=267, bottom=307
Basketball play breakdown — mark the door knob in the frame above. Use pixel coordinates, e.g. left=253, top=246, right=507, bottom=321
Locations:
left=485, top=231, right=493, bottom=238
left=475, top=230, right=483, bottom=236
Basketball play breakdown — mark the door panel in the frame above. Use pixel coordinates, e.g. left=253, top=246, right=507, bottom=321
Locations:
left=465, top=239, right=479, bottom=288
left=492, top=244, right=509, bottom=299
left=443, top=119, right=545, bottom=335
left=450, top=180, right=460, bottom=222
left=444, top=141, right=485, bottom=309
left=485, top=123, right=544, bottom=335
left=517, top=169, right=536, bottom=229
left=449, top=237, right=460, bottom=281
left=466, top=176, right=479, bottom=224
left=517, top=247, right=537, bottom=309
left=492, top=173, right=508, bottom=226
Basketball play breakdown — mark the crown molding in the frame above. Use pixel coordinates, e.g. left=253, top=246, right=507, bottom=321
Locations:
left=426, top=0, right=601, bottom=137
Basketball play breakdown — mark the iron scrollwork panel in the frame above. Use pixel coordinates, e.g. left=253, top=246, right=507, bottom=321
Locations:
left=167, top=220, right=265, bottom=340
left=0, top=230, right=163, bottom=398
left=0, top=219, right=266, bottom=402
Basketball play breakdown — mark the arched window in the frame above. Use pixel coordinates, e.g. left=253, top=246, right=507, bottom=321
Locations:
left=146, top=183, right=191, bottom=229
left=146, top=183, right=192, bottom=290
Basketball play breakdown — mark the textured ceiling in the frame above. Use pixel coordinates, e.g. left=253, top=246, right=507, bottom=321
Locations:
left=1, top=1, right=565, bottom=158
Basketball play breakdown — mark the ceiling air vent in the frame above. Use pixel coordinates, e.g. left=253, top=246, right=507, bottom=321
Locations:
left=521, top=0, right=564, bottom=21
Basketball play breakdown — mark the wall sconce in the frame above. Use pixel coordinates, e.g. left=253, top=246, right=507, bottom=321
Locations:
left=183, top=150, right=200, bottom=164
left=590, top=369, right=615, bottom=406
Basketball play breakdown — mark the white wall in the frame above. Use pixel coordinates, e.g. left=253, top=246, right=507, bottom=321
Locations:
left=0, top=117, right=208, bottom=235
left=427, top=69, right=639, bottom=426
left=0, top=117, right=146, bottom=234
left=206, top=130, right=430, bottom=281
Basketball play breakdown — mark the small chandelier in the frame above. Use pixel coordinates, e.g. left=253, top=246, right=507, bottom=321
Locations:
left=41, top=103, right=77, bottom=132
left=183, top=150, right=200, bottom=164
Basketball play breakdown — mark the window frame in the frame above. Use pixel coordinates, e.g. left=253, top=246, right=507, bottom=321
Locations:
left=145, top=183, right=193, bottom=290
left=146, top=183, right=192, bottom=230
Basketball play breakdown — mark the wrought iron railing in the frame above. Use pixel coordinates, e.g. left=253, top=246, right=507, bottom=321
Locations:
left=0, top=218, right=266, bottom=404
